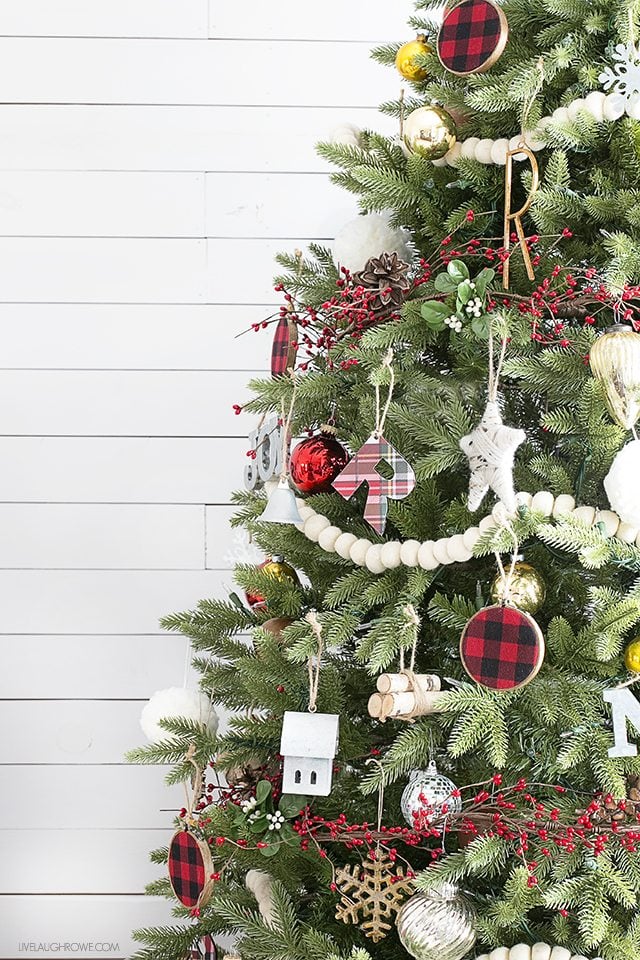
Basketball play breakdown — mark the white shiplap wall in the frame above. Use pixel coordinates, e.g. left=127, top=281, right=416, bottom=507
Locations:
left=0, top=3, right=414, bottom=958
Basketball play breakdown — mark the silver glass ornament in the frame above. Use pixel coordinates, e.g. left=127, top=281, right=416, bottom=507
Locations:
left=401, top=760, right=462, bottom=828
left=396, top=885, right=476, bottom=960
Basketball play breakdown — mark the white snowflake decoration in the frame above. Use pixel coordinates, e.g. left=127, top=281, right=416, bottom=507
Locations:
left=600, top=42, right=640, bottom=113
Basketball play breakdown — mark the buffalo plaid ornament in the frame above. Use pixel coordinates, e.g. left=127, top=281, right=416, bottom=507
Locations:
left=460, top=604, right=545, bottom=690
left=437, top=0, right=509, bottom=76
left=332, top=433, right=416, bottom=534
left=271, top=315, right=298, bottom=378
left=187, top=935, right=218, bottom=960
left=168, top=828, right=214, bottom=910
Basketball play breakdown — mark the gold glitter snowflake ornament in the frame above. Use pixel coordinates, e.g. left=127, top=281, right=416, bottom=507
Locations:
left=334, top=853, right=414, bottom=942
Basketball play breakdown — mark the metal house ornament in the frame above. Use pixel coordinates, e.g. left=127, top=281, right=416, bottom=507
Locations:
left=279, top=611, right=339, bottom=796
left=280, top=710, right=339, bottom=796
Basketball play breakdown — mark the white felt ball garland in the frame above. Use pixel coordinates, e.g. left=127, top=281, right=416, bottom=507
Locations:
left=295, top=489, right=640, bottom=574
left=432, top=90, right=627, bottom=168
left=475, top=945, right=589, bottom=960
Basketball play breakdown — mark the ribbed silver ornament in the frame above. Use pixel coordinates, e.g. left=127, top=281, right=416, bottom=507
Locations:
left=401, top=760, right=462, bottom=828
left=396, top=884, right=476, bottom=960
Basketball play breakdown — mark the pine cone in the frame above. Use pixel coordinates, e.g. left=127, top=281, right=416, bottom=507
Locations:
left=587, top=776, right=640, bottom=825
left=353, top=252, right=411, bottom=319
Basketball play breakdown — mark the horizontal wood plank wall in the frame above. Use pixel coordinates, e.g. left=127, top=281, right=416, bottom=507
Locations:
left=0, top=1, right=414, bottom=957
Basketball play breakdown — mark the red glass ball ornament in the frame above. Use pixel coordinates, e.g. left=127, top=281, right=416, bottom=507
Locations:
left=244, top=557, right=300, bottom=611
left=290, top=429, right=349, bottom=494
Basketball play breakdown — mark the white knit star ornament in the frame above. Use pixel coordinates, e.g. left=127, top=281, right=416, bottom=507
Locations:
left=459, top=400, right=526, bottom=514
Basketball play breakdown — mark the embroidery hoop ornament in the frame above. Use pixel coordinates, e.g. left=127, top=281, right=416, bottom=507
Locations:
left=167, top=745, right=215, bottom=911
left=437, top=0, right=509, bottom=77
left=168, top=827, right=215, bottom=910
left=460, top=603, right=545, bottom=690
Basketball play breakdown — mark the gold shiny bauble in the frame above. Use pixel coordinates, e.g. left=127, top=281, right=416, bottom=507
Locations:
left=589, top=324, right=640, bottom=430
left=625, top=637, right=640, bottom=673
left=403, top=105, right=457, bottom=160
left=395, top=36, right=432, bottom=82
left=490, top=562, right=546, bottom=615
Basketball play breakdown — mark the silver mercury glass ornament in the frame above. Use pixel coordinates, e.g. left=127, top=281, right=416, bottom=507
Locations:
left=401, top=760, right=462, bottom=829
left=396, top=884, right=477, bottom=960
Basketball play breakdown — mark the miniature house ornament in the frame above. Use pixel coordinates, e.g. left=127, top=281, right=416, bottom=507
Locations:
left=279, top=710, right=339, bottom=796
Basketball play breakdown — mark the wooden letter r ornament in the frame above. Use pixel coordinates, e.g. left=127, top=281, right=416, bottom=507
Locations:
left=332, top=434, right=416, bottom=534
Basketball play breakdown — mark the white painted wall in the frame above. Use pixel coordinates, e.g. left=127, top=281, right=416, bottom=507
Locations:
left=0, top=2, right=414, bottom=957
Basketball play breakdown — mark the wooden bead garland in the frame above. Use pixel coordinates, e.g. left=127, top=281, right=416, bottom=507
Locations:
left=475, top=945, right=588, bottom=960
left=430, top=90, right=633, bottom=168
left=296, top=491, right=640, bottom=573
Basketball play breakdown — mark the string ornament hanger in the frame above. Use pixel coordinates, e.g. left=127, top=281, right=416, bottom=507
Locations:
left=334, top=757, right=415, bottom=941
left=368, top=605, right=446, bottom=722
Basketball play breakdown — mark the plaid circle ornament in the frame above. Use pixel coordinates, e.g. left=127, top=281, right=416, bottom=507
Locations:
left=271, top=315, right=298, bottom=378
left=460, top=605, right=544, bottom=690
left=168, top=829, right=214, bottom=909
left=437, top=0, right=509, bottom=76
left=187, top=935, right=218, bottom=960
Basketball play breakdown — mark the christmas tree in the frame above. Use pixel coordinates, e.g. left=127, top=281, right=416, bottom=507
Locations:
left=129, top=1, right=640, bottom=958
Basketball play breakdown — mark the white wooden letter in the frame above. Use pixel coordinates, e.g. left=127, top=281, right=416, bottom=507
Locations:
left=604, top=687, right=640, bottom=757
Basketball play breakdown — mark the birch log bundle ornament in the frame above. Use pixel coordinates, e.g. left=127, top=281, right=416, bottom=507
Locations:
left=475, top=945, right=588, bottom=960
left=368, top=672, right=445, bottom=722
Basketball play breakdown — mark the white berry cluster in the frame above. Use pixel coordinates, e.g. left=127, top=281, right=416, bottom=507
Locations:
left=465, top=296, right=483, bottom=318
left=444, top=314, right=463, bottom=332
left=241, top=797, right=262, bottom=823
left=266, top=811, right=285, bottom=831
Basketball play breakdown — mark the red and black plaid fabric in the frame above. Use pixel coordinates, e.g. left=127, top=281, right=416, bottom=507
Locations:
left=437, top=0, right=507, bottom=75
left=168, top=831, right=206, bottom=908
left=460, top=605, right=544, bottom=690
left=332, top=434, right=416, bottom=534
left=271, top=316, right=298, bottom=378
left=188, top=935, right=218, bottom=960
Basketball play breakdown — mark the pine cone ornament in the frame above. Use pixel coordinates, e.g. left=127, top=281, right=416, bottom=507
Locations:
left=585, top=777, right=640, bottom=826
left=354, top=252, right=411, bottom=319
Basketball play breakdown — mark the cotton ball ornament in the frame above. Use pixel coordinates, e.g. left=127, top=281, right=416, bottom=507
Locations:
left=333, top=212, right=413, bottom=274
left=604, top=439, right=640, bottom=527
left=330, top=123, right=362, bottom=147
left=140, top=687, right=218, bottom=744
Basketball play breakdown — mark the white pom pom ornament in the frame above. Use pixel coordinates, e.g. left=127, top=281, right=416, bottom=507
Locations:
left=604, top=439, right=640, bottom=528
left=333, top=212, right=413, bottom=273
left=140, top=687, right=218, bottom=744
left=329, top=123, right=362, bottom=147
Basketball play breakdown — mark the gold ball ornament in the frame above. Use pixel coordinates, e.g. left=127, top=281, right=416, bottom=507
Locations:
left=625, top=637, right=640, bottom=673
left=395, top=35, right=432, bottom=82
left=489, top=562, right=546, bottom=615
left=589, top=324, right=640, bottom=430
left=403, top=105, right=457, bottom=160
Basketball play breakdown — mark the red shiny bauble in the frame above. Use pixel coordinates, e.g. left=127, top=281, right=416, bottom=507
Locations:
left=244, top=557, right=300, bottom=611
left=289, top=430, right=349, bottom=494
